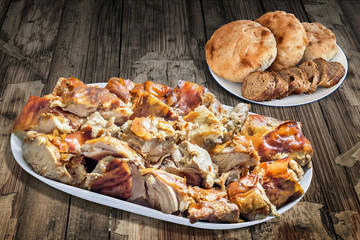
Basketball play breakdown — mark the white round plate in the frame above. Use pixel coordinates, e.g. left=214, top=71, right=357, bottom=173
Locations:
left=209, top=45, right=348, bottom=107
left=10, top=86, right=313, bottom=229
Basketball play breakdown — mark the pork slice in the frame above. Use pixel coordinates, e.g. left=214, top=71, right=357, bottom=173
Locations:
left=81, top=136, right=143, bottom=163
left=142, top=169, right=192, bottom=214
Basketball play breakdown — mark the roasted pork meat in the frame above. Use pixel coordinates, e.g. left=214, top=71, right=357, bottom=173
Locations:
left=142, top=168, right=193, bottom=214
left=85, top=156, right=145, bottom=201
left=22, top=131, right=86, bottom=185
left=81, top=136, right=143, bottom=163
left=253, top=157, right=304, bottom=208
left=166, top=80, right=207, bottom=116
left=211, top=134, right=260, bottom=174
left=13, top=76, right=314, bottom=224
left=183, top=105, right=226, bottom=150
left=130, top=92, right=179, bottom=121
left=105, top=77, right=135, bottom=103
left=227, top=174, right=278, bottom=220
left=121, top=117, right=176, bottom=165
left=130, top=80, right=172, bottom=102
left=187, top=186, right=239, bottom=223
left=12, top=96, right=83, bottom=138
left=161, top=141, right=217, bottom=188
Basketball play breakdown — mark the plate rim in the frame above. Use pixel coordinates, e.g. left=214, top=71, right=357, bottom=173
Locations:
left=208, top=44, right=348, bottom=107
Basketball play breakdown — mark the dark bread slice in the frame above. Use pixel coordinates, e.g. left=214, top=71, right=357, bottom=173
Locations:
left=313, top=58, right=330, bottom=87
left=268, top=72, right=289, bottom=100
left=241, top=71, right=276, bottom=101
left=325, top=61, right=345, bottom=87
left=298, top=60, right=320, bottom=94
left=277, top=69, right=308, bottom=97
left=288, top=67, right=311, bottom=94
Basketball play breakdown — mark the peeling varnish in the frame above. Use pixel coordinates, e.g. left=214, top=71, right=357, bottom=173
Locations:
left=132, top=52, right=205, bottom=86
left=252, top=202, right=332, bottom=240
left=0, top=193, right=17, bottom=240
left=333, top=211, right=359, bottom=240
left=335, top=142, right=360, bottom=167
left=114, top=213, right=161, bottom=238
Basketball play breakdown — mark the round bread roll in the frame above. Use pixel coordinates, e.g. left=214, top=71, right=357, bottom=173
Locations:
left=256, top=11, right=308, bottom=71
left=205, top=20, right=277, bottom=82
left=301, top=22, right=337, bottom=61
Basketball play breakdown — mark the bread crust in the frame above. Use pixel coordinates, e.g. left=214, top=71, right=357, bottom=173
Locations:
left=205, top=20, right=277, bottom=82
left=256, top=11, right=308, bottom=71
left=301, top=22, right=337, bottom=61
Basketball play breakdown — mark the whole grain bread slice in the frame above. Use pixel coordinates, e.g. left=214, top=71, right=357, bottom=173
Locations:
left=277, top=69, right=308, bottom=97
left=268, top=72, right=289, bottom=100
left=298, top=60, right=320, bottom=94
left=313, top=58, right=330, bottom=87
left=325, top=61, right=345, bottom=87
left=241, top=71, right=276, bottom=101
left=288, top=67, right=311, bottom=94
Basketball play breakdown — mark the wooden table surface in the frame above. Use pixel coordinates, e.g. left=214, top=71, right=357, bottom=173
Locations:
left=0, top=0, right=359, bottom=239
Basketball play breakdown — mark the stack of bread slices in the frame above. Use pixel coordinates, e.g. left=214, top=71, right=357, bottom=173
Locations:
left=241, top=58, right=345, bottom=102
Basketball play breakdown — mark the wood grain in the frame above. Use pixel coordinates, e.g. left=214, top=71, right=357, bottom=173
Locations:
left=0, top=0, right=359, bottom=239
left=0, top=0, right=70, bottom=239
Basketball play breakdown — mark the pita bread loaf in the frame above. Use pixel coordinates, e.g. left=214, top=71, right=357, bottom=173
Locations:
left=301, top=22, right=337, bottom=61
left=205, top=20, right=277, bottom=82
left=256, top=11, right=308, bottom=71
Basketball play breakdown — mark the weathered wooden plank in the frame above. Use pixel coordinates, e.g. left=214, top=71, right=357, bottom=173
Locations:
left=83, top=0, right=123, bottom=83
left=0, top=1, right=71, bottom=239
left=43, top=0, right=95, bottom=94
left=0, top=0, right=11, bottom=28
left=1, top=0, right=64, bottom=84
left=119, top=0, right=192, bottom=85
left=301, top=0, right=360, bottom=238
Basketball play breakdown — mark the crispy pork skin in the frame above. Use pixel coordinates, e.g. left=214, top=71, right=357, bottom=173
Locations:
left=254, top=157, right=304, bottom=208
left=166, top=80, right=207, bottom=116
left=105, top=77, right=135, bottom=103
left=130, top=80, right=172, bottom=102
left=142, top=169, right=192, bottom=214
left=130, top=93, right=179, bottom=121
left=254, top=121, right=313, bottom=167
left=85, top=156, right=145, bottom=201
